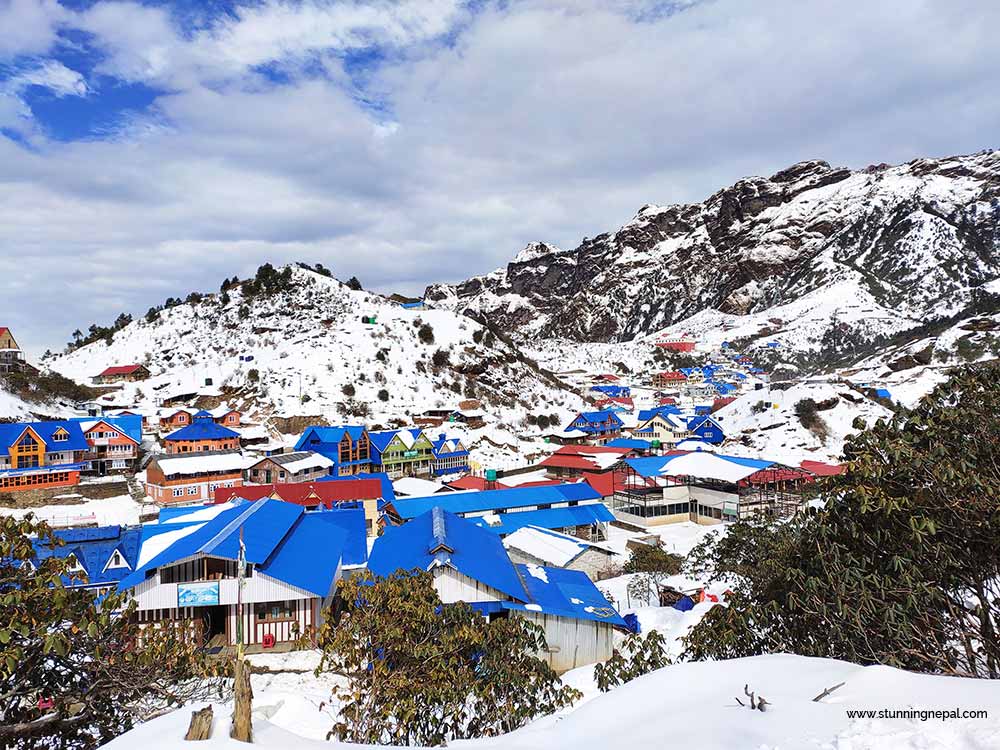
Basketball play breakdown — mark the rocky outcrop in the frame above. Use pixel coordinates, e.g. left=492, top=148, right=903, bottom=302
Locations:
left=427, top=150, right=1000, bottom=342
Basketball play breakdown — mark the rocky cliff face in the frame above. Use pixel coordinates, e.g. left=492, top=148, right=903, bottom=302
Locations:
left=427, top=151, right=1000, bottom=343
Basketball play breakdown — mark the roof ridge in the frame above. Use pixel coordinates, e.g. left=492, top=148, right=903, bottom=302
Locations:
left=198, top=500, right=271, bottom=556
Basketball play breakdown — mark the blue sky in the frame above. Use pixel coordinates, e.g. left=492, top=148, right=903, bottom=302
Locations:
left=1, top=0, right=998, bottom=354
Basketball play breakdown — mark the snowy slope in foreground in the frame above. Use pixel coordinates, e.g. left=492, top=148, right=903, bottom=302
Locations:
left=102, top=654, right=1000, bottom=750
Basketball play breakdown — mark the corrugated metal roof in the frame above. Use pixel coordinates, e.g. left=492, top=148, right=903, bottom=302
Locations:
left=392, top=482, right=601, bottom=518
left=471, top=502, right=615, bottom=536
left=165, top=416, right=240, bottom=442
left=368, top=507, right=528, bottom=602
left=0, top=420, right=89, bottom=456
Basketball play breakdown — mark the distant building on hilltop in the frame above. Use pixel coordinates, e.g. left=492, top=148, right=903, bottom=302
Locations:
left=93, top=364, right=151, bottom=384
left=0, top=327, right=34, bottom=374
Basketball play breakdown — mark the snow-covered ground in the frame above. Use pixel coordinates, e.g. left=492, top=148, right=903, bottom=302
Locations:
left=0, top=493, right=141, bottom=527
left=102, top=653, right=1000, bottom=750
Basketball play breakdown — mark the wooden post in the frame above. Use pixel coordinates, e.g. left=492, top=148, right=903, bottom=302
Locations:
left=230, top=656, right=253, bottom=743
left=184, top=705, right=213, bottom=741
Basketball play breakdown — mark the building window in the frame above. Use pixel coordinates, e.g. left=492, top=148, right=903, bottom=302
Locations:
left=173, top=488, right=184, bottom=497
left=255, top=601, right=295, bottom=621
left=187, top=487, right=198, bottom=495
left=52, top=430, right=68, bottom=442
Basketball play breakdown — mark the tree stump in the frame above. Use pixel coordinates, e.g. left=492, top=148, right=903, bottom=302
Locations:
left=230, top=656, right=253, bottom=743
left=184, top=705, right=214, bottom=741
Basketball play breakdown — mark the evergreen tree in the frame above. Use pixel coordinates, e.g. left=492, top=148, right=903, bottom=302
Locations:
left=0, top=516, right=225, bottom=749
left=316, top=570, right=580, bottom=745
left=682, top=362, right=1000, bottom=677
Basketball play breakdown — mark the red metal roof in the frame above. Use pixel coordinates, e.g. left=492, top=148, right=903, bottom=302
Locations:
left=800, top=460, right=845, bottom=477
left=98, top=364, right=146, bottom=376
left=214, top=479, right=382, bottom=507
left=656, top=370, right=687, bottom=380
left=539, top=444, right=633, bottom=472
left=445, top=475, right=511, bottom=491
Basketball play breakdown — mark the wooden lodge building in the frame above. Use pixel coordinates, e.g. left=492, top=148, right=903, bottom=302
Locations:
left=119, top=500, right=367, bottom=647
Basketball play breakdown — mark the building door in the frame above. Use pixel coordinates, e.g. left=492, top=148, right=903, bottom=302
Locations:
left=264, top=469, right=272, bottom=483
left=202, top=605, right=228, bottom=645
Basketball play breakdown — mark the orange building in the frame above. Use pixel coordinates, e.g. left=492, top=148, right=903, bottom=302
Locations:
left=0, top=421, right=88, bottom=492
left=144, top=452, right=246, bottom=504
left=163, top=412, right=241, bottom=455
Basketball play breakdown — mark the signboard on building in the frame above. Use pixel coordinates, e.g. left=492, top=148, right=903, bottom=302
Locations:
left=403, top=450, right=419, bottom=458
left=177, top=581, right=220, bottom=607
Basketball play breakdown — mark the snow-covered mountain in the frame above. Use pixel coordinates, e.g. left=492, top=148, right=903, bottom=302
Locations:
left=427, top=151, right=1000, bottom=353
left=45, top=266, right=587, bottom=442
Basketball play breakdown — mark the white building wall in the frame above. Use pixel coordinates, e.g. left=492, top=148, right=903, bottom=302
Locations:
left=521, top=611, right=615, bottom=673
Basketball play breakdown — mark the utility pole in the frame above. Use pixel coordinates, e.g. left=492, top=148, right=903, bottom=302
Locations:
left=231, top=525, right=252, bottom=742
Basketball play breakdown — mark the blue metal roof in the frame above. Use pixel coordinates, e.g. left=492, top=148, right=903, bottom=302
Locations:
left=392, top=483, right=601, bottom=519
left=368, top=507, right=528, bottom=602
left=875, top=388, right=892, bottom=399
left=311, top=506, right=368, bottom=567
left=470, top=503, right=615, bottom=536
left=258, top=512, right=348, bottom=596
left=33, top=525, right=141, bottom=588
left=0, top=420, right=88, bottom=456
left=512, top=564, right=626, bottom=626
left=119, top=499, right=354, bottom=597
left=623, top=455, right=673, bottom=477
left=296, top=425, right=353, bottom=446
left=430, top=434, right=470, bottom=459
left=69, top=414, right=143, bottom=444
left=578, top=410, right=622, bottom=422
left=164, top=416, right=240, bottom=442
left=605, top=438, right=651, bottom=450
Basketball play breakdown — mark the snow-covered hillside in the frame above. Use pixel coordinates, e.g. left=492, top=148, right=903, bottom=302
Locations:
left=429, top=151, right=1000, bottom=352
left=713, top=382, right=893, bottom=463
left=101, top=654, right=1000, bottom=750
left=44, top=266, right=586, bottom=463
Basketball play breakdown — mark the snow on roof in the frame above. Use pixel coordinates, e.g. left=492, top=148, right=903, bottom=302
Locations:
left=154, top=452, right=247, bottom=476
left=392, top=476, right=448, bottom=496
left=136, top=523, right=207, bottom=568
left=268, top=451, right=334, bottom=474
left=503, top=525, right=615, bottom=566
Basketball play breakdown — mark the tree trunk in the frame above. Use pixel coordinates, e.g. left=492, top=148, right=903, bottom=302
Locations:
left=230, top=657, right=253, bottom=743
left=184, top=706, right=213, bottom=741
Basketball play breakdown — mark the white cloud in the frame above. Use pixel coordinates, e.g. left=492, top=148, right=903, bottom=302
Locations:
left=0, top=0, right=67, bottom=58
left=8, top=60, right=89, bottom=97
left=1, top=0, right=999, bottom=354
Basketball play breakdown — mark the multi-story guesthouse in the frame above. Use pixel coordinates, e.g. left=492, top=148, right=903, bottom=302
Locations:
left=369, top=428, right=434, bottom=478
left=652, top=370, right=688, bottom=389
left=294, top=425, right=371, bottom=477
left=0, top=421, right=89, bottom=492
left=159, top=407, right=241, bottom=430
left=631, top=409, right=688, bottom=448
left=564, top=410, right=624, bottom=443
left=118, top=499, right=367, bottom=647
left=0, top=327, right=29, bottom=374
left=31, top=525, right=141, bottom=594
left=143, top=452, right=245, bottom=504
left=244, top=451, right=333, bottom=484
left=163, top=412, right=241, bottom=454
left=368, top=507, right=626, bottom=673
left=76, top=418, right=141, bottom=475
left=430, top=434, right=470, bottom=476
left=93, top=364, right=151, bottom=384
